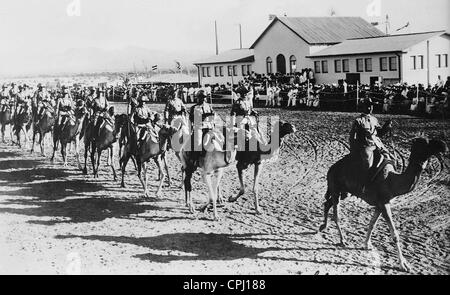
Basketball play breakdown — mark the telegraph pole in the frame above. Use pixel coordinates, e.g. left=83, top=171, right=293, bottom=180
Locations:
left=215, top=20, right=219, bottom=55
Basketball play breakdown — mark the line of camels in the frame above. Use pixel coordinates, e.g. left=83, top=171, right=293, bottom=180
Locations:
left=0, top=104, right=448, bottom=272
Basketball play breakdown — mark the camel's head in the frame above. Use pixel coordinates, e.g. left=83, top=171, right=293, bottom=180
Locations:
left=278, top=121, right=296, bottom=139
left=410, top=137, right=448, bottom=163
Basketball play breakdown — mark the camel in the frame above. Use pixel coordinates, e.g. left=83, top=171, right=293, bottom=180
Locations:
left=13, top=106, right=32, bottom=148
left=85, top=108, right=119, bottom=181
left=119, top=118, right=178, bottom=198
left=0, top=104, right=14, bottom=143
left=180, top=120, right=296, bottom=220
left=229, top=121, right=297, bottom=213
left=51, top=107, right=86, bottom=168
left=318, top=137, right=448, bottom=272
left=31, top=108, right=55, bottom=156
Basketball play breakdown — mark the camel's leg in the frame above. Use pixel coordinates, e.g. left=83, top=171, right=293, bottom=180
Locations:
left=120, top=152, right=130, bottom=188
left=215, top=169, right=224, bottom=205
left=40, top=132, right=46, bottom=157
left=95, top=150, right=102, bottom=178
left=83, top=142, right=89, bottom=175
left=253, top=163, right=262, bottom=214
left=184, top=169, right=194, bottom=212
left=319, top=190, right=333, bottom=232
left=137, top=160, right=149, bottom=198
left=90, top=143, right=97, bottom=176
left=155, top=157, right=165, bottom=197
left=229, top=166, right=245, bottom=202
left=109, top=146, right=117, bottom=181
left=364, top=208, right=381, bottom=250
left=381, top=203, right=410, bottom=272
left=163, top=155, right=171, bottom=187
left=61, top=142, right=68, bottom=167
left=333, top=195, right=346, bottom=246
left=201, top=172, right=218, bottom=221
left=31, top=130, right=36, bottom=153
left=50, top=138, right=57, bottom=163
left=75, top=138, right=82, bottom=170
left=1, top=124, right=4, bottom=143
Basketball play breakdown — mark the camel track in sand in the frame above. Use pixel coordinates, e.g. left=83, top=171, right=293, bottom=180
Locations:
left=0, top=104, right=448, bottom=274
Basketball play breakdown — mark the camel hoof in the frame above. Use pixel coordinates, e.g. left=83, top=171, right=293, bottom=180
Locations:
left=318, top=224, right=327, bottom=232
left=365, top=242, right=373, bottom=251
left=82, top=168, right=88, bottom=175
left=255, top=208, right=263, bottom=215
left=337, top=241, right=348, bottom=248
left=120, top=183, right=125, bottom=188
left=399, top=259, right=411, bottom=272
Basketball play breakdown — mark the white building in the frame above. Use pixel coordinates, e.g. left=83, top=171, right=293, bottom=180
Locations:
left=194, top=49, right=254, bottom=87
left=250, top=17, right=384, bottom=75
left=308, top=31, right=450, bottom=86
left=194, top=17, right=384, bottom=86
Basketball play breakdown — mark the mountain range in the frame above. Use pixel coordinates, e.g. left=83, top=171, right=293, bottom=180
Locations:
left=0, top=46, right=212, bottom=78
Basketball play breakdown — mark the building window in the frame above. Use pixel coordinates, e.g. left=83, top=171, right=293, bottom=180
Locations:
left=289, top=55, right=297, bottom=73
left=444, top=54, right=449, bottom=67
left=380, top=57, right=388, bottom=71
left=418, top=55, right=424, bottom=69
left=227, top=66, right=232, bottom=76
left=266, top=57, right=273, bottom=74
left=342, top=59, right=349, bottom=72
left=219, top=66, right=224, bottom=76
left=437, top=54, right=442, bottom=68
left=233, top=65, right=237, bottom=76
left=247, top=65, right=252, bottom=74
left=334, top=60, right=342, bottom=73
left=365, top=58, right=372, bottom=72
left=241, top=65, right=246, bottom=76
left=214, top=66, right=219, bottom=77
left=321, top=61, right=328, bottom=73
left=411, top=56, right=416, bottom=70
left=314, top=61, right=321, bottom=73
left=356, top=58, right=364, bottom=72
left=202, top=67, right=207, bottom=77
left=206, top=67, right=211, bottom=77
left=389, top=57, right=397, bottom=71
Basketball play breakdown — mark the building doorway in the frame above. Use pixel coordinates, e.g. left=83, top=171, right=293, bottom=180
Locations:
left=276, top=54, right=286, bottom=74
left=345, top=73, right=361, bottom=85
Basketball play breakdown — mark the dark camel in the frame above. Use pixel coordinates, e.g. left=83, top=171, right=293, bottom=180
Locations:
left=31, top=108, right=55, bottom=156
left=319, top=137, right=448, bottom=272
left=119, top=121, right=178, bottom=198
left=0, top=104, right=13, bottom=143
left=85, top=108, right=119, bottom=180
left=229, top=121, right=296, bottom=214
left=51, top=107, right=86, bottom=168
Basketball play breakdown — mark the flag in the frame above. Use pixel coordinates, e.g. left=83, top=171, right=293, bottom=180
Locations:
left=152, top=65, right=158, bottom=71
left=175, top=60, right=181, bottom=71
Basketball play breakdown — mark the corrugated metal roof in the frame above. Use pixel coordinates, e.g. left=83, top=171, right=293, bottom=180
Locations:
left=194, top=49, right=254, bottom=65
left=308, top=31, right=446, bottom=57
left=250, top=17, right=384, bottom=48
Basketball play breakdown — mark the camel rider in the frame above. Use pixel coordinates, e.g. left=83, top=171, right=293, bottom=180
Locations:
left=164, top=90, right=186, bottom=126
left=56, top=87, right=74, bottom=130
left=91, top=88, right=110, bottom=135
left=0, top=85, right=11, bottom=113
left=189, top=90, right=215, bottom=159
left=84, top=88, right=96, bottom=115
left=131, top=95, right=158, bottom=148
left=231, top=85, right=259, bottom=145
left=15, top=85, right=31, bottom=117
left=36, top=86, right=55, bottom=117
left=349, top=97, right=393, bottom=193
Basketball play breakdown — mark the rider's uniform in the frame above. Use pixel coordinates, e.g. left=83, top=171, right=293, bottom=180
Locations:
left=0, top=87, right=11, bottom=112
left=230, top=96, right=258, bottom=132
left=189, top=101, right=215, bottom=152
left=16, top=89, right=31, bottom=116
left=57, top=93, right=74, bottom=127
left=164, top=97, right=186, bottom=127
left=132, top=103, right=157, bottom=144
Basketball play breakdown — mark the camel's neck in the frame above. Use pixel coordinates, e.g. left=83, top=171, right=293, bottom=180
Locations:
left=389, top=155, right=426, bottom=197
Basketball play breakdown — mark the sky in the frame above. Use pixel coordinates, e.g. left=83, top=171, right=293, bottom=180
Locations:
left=0, top=0, right=448, bottom=75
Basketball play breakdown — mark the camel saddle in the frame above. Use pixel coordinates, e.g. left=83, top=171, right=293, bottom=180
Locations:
left=367, top=151, right=395, bottom=184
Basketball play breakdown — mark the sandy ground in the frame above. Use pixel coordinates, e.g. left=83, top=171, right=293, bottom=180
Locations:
left=0, top=103, right=449, bottom=275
